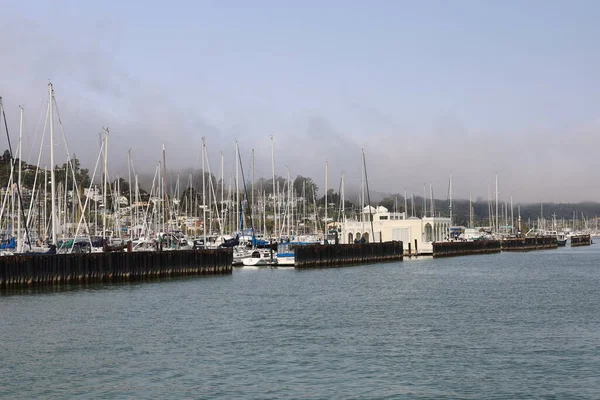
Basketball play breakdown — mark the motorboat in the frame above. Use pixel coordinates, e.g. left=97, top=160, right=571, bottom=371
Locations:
left=241, top=249, right=277, bottom=267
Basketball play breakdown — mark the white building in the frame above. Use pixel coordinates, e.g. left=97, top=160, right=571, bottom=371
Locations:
left=342, top=206, right=451, bottom=254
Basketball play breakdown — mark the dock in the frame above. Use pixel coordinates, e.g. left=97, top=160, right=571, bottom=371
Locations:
left=431, top=236, right=559, bottom=258
left=501, top=236, right=558, bottom=251
left=433, top=240, right=501, bottom=258
left=571, top=234, right=592, bottom=247
left=0, top=249, right=233, bottom=289
left=294, top=241, right=403, bottom=269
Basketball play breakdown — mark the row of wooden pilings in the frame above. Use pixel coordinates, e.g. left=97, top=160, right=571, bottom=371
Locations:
left=433, top=240, right=501, bottom=258
left=571, top=234, right=592, bottom=247
left=432, top=236, right=559, bottom=257
left=501, top=236, right=558, bottom=251
left=0, top=249, right=233, bottom=288
left=295, top=241, right=404, bottom=269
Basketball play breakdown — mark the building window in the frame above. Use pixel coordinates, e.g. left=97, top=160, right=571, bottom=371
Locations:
left=425, top=223, right=433, bottom=242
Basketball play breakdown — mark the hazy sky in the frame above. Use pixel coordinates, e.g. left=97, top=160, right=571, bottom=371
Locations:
left=2, top=0, right=600, bottom=202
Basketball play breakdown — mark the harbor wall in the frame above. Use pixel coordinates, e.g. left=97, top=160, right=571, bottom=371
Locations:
left=571, top=235, right=591, bottom=247
left=0, top=249, right=233, bottom=289
left=501, top=236, right=558, bottom=251
left=295, top=241, right=403, bottom=269
left=433, top=240, right=501, bottom=258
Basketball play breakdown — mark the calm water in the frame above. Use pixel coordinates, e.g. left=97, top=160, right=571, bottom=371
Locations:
left=2, top=245, right=600, bottom=399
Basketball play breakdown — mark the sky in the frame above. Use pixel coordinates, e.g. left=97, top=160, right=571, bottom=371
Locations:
left=2, top=0, right=600, bottom=203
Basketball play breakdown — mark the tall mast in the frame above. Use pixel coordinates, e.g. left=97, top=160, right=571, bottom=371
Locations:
left=162, top=143, right=168, bottom=233
left=302, top=180, right=306, bottom=233
left=324, top=161, right=328, bottom=236
left=135, top=174, right=139, bottom=237
left=49, top=83, right=58, bottom=245
left=360, top=154, right=365, bottom=234
left=341, top=172, right=345, bottom=222
left=270, top=135, right=276, bottom=238
left=128, top=149, right=133, bottom=238
left=116, top=176, right=121, bottom=237
left=44, top=166, right=48, bottom=241
left=202, top=137, right=207, bottom=245
left=102, top=127, right=109, bottom=239
left=251, top=148, right=255, bottom=232
left=17, top=106, right=23, bottom=251
left=235, top=141, right=240, bottom=233
left=220, top=151, right=224, bottom=234
left=449, top=174, right=453, bottom=226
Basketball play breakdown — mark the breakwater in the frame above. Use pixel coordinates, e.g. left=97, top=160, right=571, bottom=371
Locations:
left=295, top=241, right=403, bottom=269
left=432, top=236, right=559, bottom=257
left=501, top=236, right=558, bottom=251
left=571, top=234, right=591, bottom=247
left=0, top=249, right=232, bottom=289
left=433, top=240, right=501, bottom=258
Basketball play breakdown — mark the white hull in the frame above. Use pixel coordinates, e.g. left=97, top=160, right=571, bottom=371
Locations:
left=276, top=256, right=295, bottom=266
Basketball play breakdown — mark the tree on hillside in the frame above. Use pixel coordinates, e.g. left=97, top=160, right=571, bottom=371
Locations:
left=293, top=175, right=318, bottom=198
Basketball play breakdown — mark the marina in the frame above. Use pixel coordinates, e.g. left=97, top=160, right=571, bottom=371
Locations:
left=3, top=2, right=600, bottom=399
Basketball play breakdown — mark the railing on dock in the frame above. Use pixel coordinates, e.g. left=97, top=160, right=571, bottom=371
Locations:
left=571, top=234, right=591, bottom=247
left=0, top=249, right=233, bottom=289
left=433, top=240, right=501, bottom=258
left=294, top=241, right=403, bottom=269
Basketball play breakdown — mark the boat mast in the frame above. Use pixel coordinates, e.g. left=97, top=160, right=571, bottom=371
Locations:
left=202, top=137, right=207, bottom=246
left=235, top=141, right=239, bottom=233
left=44, top=166, right=47, bottom=242
left=360, top=153, right=365, bottom=235
left=270, top=135, right=276, bottom=238
left=128, top=149, right=133, bottom=238
left=449, top=174, right=453, bottom=226
left=287, top=166, right=291, bottom=236
left=49, top=83, right=58, bottom=245
left=162, top=143, right=168, bottom=234
left=114, top=176, right=119, bottom=237
left=324, top=160, right=328, bottom=237
left=341, top=172, right=345, bottom=223
left=17, top=106, right=23, bottom=251
left=102, top=127, right=109, bottom=240
left=135, top=174, right=139, bottom=237
left=251, top=148, right=255, bottom=232
left=220, top=151, right=224, bottom=235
